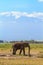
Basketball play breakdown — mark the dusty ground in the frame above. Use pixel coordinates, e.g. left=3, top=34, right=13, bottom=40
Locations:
left=0, top=49, right=42, bottom=58
left=0, top=51, right=43, bottom=65
left=0, top=44, right=43, bottom=65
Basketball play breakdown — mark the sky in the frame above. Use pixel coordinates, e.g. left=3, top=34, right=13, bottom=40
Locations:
left=0, top=0, right=43, bottom=41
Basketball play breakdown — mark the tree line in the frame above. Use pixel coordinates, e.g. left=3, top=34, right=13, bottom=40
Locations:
left=0, top=40, right=43, bottom=44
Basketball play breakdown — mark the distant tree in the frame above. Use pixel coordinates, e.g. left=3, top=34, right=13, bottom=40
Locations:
left=0, top=40, right=4, bottom=43
left=10, top=41, right=15, bottom=43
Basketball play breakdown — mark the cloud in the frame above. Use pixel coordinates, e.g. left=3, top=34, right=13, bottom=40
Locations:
left=11, top=11, right=22, bottom=19
left=0, top=12, right=10, bottom=16
left=38, top=0, right=43, bottom=2
left=0, top=11, right=43, bottom=20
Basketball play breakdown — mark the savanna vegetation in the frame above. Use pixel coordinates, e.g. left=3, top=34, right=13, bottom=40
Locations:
left=0, top=42, right=43, bottom=65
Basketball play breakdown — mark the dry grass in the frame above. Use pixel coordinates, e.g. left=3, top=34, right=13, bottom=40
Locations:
left=0, top=43, right=43, bottom=65
left=0, top=56, right=43, bottom=65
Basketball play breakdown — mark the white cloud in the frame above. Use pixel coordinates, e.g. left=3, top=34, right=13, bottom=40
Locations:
left=11, top=11, right=22, bottom=19
left=38, top=0, right=43, bottom=2
left=0, top=12, right=10, bottom=16
left=0, top=11, right=43, bottom=20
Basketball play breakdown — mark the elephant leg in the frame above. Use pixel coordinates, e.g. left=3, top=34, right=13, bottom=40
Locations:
left=23, top=47, right=25, bottom=55
left=19, top=48, right=22, bottom=55
left=13, top=47, right=16, bottom=55
left=28, top=45, right=30, bottom=56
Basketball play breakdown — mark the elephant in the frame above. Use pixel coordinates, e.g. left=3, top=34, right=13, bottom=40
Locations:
left=12, top=42, right=30, bottom=56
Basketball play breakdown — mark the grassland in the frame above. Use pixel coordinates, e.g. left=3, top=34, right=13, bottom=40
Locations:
left=0, top=43, right=43, bottom=65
